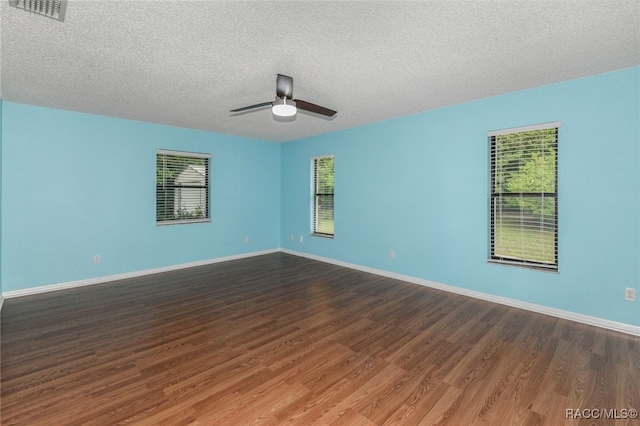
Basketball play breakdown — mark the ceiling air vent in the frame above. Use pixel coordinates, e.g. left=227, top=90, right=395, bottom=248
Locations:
left=8, top=0, right=67, bottom=22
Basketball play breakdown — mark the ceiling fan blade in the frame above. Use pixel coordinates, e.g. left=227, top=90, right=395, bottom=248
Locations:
left=230, top=101, right=273, bottom=113
left=276, top=74, right=293, bottom=99
left=294, top=99, right=337, bottom=117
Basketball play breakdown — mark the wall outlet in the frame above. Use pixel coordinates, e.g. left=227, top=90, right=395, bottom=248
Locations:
left=93, top=255, right=101, bottom=264
left=624, top=287, right=636, bottom=301
left=390, top=250, right=395, bottom=259
left=244, top=236, right=250, bottom=243
left=299, top=235, right=304, bottom=243
left=290, top=234, right=294, bottom=241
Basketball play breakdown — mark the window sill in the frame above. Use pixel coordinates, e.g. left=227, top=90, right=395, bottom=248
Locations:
left=311, top=233, right=334, bottom=239
left=157, top=219, right=211, bottom=226
left=488, top=259, right=558, bottom=273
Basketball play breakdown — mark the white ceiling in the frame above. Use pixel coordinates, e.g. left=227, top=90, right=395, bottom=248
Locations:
left=1, top=1, right=638, bottom=142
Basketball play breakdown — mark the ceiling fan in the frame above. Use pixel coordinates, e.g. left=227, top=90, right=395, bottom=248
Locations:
left=230, top=74, right=337, bottom=118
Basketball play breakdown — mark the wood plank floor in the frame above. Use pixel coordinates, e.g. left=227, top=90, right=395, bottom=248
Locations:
left=2, top=253, right=639, bottom=425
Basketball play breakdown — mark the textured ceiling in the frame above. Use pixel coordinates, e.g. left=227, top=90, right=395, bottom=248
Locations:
left=0, top=1, right=638, bottom=142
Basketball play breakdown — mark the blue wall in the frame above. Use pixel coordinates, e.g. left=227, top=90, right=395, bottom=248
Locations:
left=1, top=68, right=638, bottom=328
left=1, top=103, right=281, bottom=291
left=281, top=67, right=640, bottom=327
left=0, top=98, right=3, bottom=297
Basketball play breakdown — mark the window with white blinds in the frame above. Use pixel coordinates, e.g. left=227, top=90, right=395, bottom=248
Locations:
left=312, top=155, right=334, bottom=237
left=489, top=122, right=559, bottom=270
left=156, top=150, right=210, bottom=225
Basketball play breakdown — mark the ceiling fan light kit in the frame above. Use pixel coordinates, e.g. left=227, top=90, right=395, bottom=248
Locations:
left=272, top=98, right=297, bottom=117
left=231, top=74, right=336, bottom=120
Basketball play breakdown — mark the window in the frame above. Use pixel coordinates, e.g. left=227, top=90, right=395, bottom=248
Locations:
left=156, top=150, right=210, bottom=225
left=489, top=122, right=559, bottom=270
left=312, top=155, right=334, bottom=236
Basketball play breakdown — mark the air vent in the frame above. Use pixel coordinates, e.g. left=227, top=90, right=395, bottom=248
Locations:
left=8, top=0, right=67, bottom=22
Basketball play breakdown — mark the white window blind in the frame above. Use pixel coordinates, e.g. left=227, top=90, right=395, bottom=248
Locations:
left=489, top=123, right=559, bottom=270
left=156, top=150, right=210, bottom=225
left=313, top=155, right=334, bottom=236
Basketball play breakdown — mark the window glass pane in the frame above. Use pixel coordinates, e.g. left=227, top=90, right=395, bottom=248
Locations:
left=313, top=156, right=334, bottom=236
left=315, top=157, right=334, bottom=194
left=157, top=151, right=210, bottom=224
left=492, top=129, right=557, bottom=194
left=489, top=126, right=558, bottom=269
left=315, top=195, right=334, bottom=235
left=492, top=197, right=556, bottom=265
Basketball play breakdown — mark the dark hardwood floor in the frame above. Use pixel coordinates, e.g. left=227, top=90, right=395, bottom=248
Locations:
left=1, top=253, right=639, bottom=425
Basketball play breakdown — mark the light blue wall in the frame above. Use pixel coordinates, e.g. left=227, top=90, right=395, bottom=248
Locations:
left=0, top=98, right=3, bottom=297
left=1, top=68, right=638, bottom=328
left=1, top=103, right=281, bottom=291
left=281, top=67, right=640, bottom=327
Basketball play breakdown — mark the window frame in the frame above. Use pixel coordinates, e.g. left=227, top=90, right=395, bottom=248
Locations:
left=156, top=149, right=211, bottom=226
left=488, top=122, right=560, bottom=271
left=311, top=154, right=335, bottom=238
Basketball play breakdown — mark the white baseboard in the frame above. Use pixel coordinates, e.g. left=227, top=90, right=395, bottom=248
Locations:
left=3, top=247, right=638, bottom=337
left=281, top=249, right=640, bottom=337
left=2, top=249, right=280, bottom=299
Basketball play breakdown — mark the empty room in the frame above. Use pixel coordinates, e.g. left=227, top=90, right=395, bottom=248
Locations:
left=1, top=1, right=639, bottom=424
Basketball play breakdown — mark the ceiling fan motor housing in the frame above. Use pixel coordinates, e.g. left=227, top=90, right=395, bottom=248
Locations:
left=276, top=74, right=294, bottom=99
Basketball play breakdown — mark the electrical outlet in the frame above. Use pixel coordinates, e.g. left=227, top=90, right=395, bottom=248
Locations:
left=290, top=234, right=294, bottom=241
left=299, top=235, right=304, bottom=243
left=244, top=236, right=250, bottom=243
left=624, top=287, right=636, bottom=301
left=390, top=250, right=395, bottom=259
left=94, top=255, right=101, bottom=264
